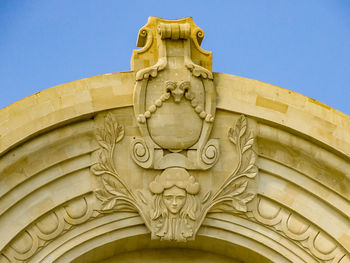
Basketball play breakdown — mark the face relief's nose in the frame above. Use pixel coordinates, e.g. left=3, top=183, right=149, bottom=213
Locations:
left=172, top=197, right=177, bottom=206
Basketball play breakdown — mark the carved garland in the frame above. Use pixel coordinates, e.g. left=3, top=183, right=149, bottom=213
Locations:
left=137, top=81, right=214, bottom=124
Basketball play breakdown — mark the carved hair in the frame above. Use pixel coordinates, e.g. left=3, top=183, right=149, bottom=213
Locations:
left=149, top=168, right=199, bottom=194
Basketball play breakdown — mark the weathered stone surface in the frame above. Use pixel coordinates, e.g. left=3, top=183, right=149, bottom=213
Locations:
left=0, top=17, right=349, bottom=262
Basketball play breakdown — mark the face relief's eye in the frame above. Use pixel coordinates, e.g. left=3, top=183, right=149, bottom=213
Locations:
left=165, top=196, right=173, bottom=202
left=176, top=196, right=185, bottom=202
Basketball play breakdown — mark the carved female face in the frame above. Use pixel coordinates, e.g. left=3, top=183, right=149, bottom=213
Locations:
left=163, top=186, right=186, bottom=214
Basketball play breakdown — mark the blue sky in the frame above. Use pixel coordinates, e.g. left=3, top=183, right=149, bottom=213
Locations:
left=1, top=0, right=350, bottom=114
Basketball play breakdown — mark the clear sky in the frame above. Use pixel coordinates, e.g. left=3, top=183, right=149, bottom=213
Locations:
left=1, top=0, right=350, bottom=115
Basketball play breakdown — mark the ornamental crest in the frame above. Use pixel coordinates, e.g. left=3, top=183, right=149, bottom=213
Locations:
left=91, top=17, right=258, bottom=241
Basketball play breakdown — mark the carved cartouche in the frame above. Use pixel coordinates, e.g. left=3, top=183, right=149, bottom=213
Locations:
left=147, top=71, right=205, bottom=151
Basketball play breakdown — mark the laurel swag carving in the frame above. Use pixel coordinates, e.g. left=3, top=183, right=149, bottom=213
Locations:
left=194, top=115, right=257, bottom=232
left=91, top=113, right=152, bottom=230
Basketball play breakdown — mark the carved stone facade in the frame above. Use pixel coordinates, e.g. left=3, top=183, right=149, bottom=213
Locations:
left=0, top=17, right=349, bottom=262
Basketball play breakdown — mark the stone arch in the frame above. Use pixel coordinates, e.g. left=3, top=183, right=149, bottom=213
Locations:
left=0, top=17, right=349, bottom=263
